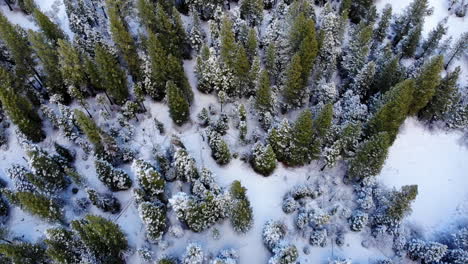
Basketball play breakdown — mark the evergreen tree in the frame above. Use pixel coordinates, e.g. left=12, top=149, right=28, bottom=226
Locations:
left=220, top=16, right=237, bottom=69
left=265, top=42, right=278, bottom=82
left=313, top=103, right=333, bottom=148
left=444, top=32, right=468, bottom=69
left=295, top=14, right=318, bottom=82
left=283, top=54, right=305, bottom=108
left=95, top=159, right=132, bottom=191
left=94, top=44, right=128, bottom=105
left=0, top=241, right=47, bottom=264
left=0, top=12, right=36, bottom=81
left=342, top=24, right=373, bottom=79
left=233, top=45, right=251, bottom=97
left=230, top=180, right=253, bottom=233
left=393, top=0, right=430, bottom=47
left=0, top=69, right=44, bottom=142
left=398, top=23, right=422, bottom=58
left=348, top=132, right=391, bottom=180
left=409, top=55, right=444, bottom=115
left=245, top=28, right=258, bottom=62
left=133, top=159, right=165, bottom=201
left=420, top=66, right=460, bottom=122
left=45, top=228, right=84, bottom=264
left=251, top=143, right=277, bottom=176
left=189, top=11, right=205, bottom=52
left=28, top=31, right=68, bottom=101
left=240, top=0, right=263, bottom=26
left=349, top=0, right=374, bottom=23
left=350, top=61, right=376, bottom=99
left=107, top=0, right=142, bottom=80
left=371, top=54, right=403, bottom=95
left=366, top=79, right=415, bottom=141
left=74, top=109, right=105, bottom=154
left=3, top=191, right=62, bottom=221
left=207, top=130, right=231, bottom=165
left=417, top=19, right=447, bottom=59
left=289, top=109, right=315, bottom=166
left=32, top=9, right=66, bottom=45
left=387, top=185, right=418, bottom=221
left=71, top=215, right=128, bottom=264
left=166, top=81, right=190, bottom=125
left=255, top=70, right=273, bottom=113
left=57, top=39, right=86, bottom=89
left=87, top=188, right=121, bottom=214
left=267, top=119, right=292, bottom=163
left=372, top=5, right=392, bottom=48
left=138, top=201, right=167, bottom=241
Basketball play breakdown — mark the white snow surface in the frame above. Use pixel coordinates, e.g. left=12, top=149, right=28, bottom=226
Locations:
left=379, top=118, right=468, bottom=232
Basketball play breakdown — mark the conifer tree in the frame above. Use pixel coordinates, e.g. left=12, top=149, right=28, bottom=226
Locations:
left=420, top=67, right=460, bottom=122
left=240, top=0, right=263, bottom=26
left=45, top=228, right=84, bottom=264
left=294, top=14, right=318, bottom=81
left=139, top=201, right=167, bottom=241
left=74, top=109, right=104, bottom=153
left=3, top=191, right=62, bottom=221
left=313, top=103, right=333, bottom=148
left=87, top=188, right=121, bottom=213
left=94, top=44, right=128, bottom=105
left=387, top=185, right=418, bottom=221
left=166, top=81, right=190, bottom=125
left=366, top=79, right=415, bottom=141
left=32, top=9, right=66, bottom=45
left=28, top=31, right=68, bottom=101
left=233, top=45, right=250, bottom=96
left=251, top=143, right=277, bottom=176
left=95, top=159, right=132, bottom=191
left=107, top=0, right=142, bottom=80
left=220, top=16, right=237, bottom=69
left=283, top=54, right=305, bottom=108
left=0, top=12, right=36, bottom=82
left=417, top=20, right=447, bottom=59
left=267, top=119, right=292, bottom=163
left=398, top=23, right=422, bottom=58
left=350, top=61, right=376, bottom=99
left=245, top=28, right=258, bottom=62
left=71, top=215, right=128, bottom=264
left=409, top=55, right=444, bottom=115
left=348, top=132, right=391, bottom=180
left=393, top=0, right=430, bottom=47
left=371, top=55, right=403, bottom=95
left=372, top=4, right=392, bottom=48
left=0, top=69, right=44, bottom=142
left=166, top=54, right=193, bottom=103
left=229, top=180, right=253, bottom=233
left=0, top=241, right=48, bottom=264
left=341, top=24, right=373, bottom=79
left=289, top=109, right=315, bottom=166
left=255, top=70, right=273, bottom=113
left=189, top=11, right=205, bottom=52
left=349, top=0, right=374, bottom=23
left=444, top=32, right=468, bottom=69
left=265, top=42, right=278, bottom=82
left=57, top=39, right=86, bottom=90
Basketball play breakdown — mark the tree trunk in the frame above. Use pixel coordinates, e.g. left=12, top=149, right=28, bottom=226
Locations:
left=4, top=0, right=13, bottom=11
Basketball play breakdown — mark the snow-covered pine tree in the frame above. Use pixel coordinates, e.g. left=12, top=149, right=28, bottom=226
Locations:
left=341, top=24, right=373, bottom=81
left=251, top=143, right=277, bottom=176
left=189, top=10, right=205, bottom=52
left=95, top=159, right=132, bottom=191
left=267, top=119, right=293, bottom=163
left=240, top=0, right=263, bottom=26
left=444, top=32, right=468, bottom=69
left=138, top=201, right=167, bottom=241
left=166, top=81, right=190, bottom=125
left=87, top=188, right=121, bottom=214
left=417, top=19, right=447, bottom=59
left=182, top=243, right=204, bottom=264
left=133, top=159, right=165, bottom=201
left=229, top=180, right=253, bottom=233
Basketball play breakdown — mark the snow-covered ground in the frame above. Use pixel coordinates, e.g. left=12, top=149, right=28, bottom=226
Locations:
left=379, top=118, right=468, bottom=233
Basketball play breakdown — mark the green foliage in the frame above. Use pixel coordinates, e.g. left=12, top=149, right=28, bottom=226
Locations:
left=251, top=143, right=277, bottom=176
left=220, top=16, right=237, bottom=69
left=240, top=0, right=263, bottom=26
left=291, top=12, right=318, bottom=80
left=95, top=159, right=132, bottom=191
left=107, top=0, right=142, bottom=80
left=139, top=202, right=167, bottom=241
left=166, top=81, right=190, bottom=125
left=207, top=131, right=231, bottom=165
left=57, top=39, right=86, bottom=88
left=45, top=227, right=83, bottom=264
left=409, top=55, right=444, bottom=115
left=184, top=194, right=226, bottom=232
left=283, top=54, right=304, bottom=108
left=0, top=69, right=44, bottom=142
left=255, top=70, right=273, bottom=113
left=348, top=132, right=391, bottom=180
left=267, top=119, right=292, bottom=163
left=0, top=242, right=47, bottom=264
left=229, top=181, right=253, bottom=233
left=74, top=110, right=104, bottom=154
left=366, top=79, right=415, bottom=141
left=387, top=185, right=418, bottom=221
left=32, top=9, right=66, bottom=45
left=94, top=44, right=128, bottom=105
left=87, top=189, right=121, bottom=214
left=349, top=0, right=374, bottom=23
left=133, top=159, right=165, bottom=201
left=71, top=215, right=128, bottom=264
left=4, top=191, right=62, bottom=221
left=290, top=109, right=316, bottom=166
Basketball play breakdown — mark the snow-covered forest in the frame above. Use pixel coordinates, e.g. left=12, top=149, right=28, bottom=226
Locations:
left=0, top=0, right=467, bottom=263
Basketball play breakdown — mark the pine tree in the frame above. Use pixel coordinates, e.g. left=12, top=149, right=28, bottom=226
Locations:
left=28, top=31, right=68, bottom=101
left=267, top=119, right=292, bottom=163
left=366, top=79, right=415, bottom=141
left=95, top=159, right=132, bottom=191
left=371, top=54, right=403, bottom=95
left=393, top=0, right=430, bottom=47
left=350, top=61, right=376, bottom=99
left=189, top=11, right=205, bottom=52
left=251, top=143, right=277, bottom=176
left=289, top=109, right=315, bottom=166
left=372, top=5, right=392, bottom=48
left=409, top=55, right=444, bottom=115
left=32, top=9, right=66, bottom=45
left=87, top=188, right=121, bottom=214
left=417, top=19, right=447, bottom=59
left=348, top=132, right=391, bottom=180
left=182, top=243, right=204, bottom=264
left=240, top=0, right=263, bottom=26
left=74, top=109, right=105, bottom=154
left=0, top=69, right=44, bottom=142
left=245, top=28, right=258, bottom=62
left=255, top=70, right=273, bottom=113
left=294, top=14, right=318, bottom=81
left=265, top=42, right=278, bottom=82
left=166, top=81, right=190, bottom=125
left=398, top=23, right=422, bottom=58
left=57, top=39, right=87, bottom=89
left=230, top=180, right=253, bottom=233
left=133, top=159, right=165, bottom=201
left=0, top=12, right=36, bottom=82
left=386, top=185, right=418, bottom=221
left=139, top=201, right=167, bottom=241
left=220, top=16, right=237, bottom=69
left=166, top=54, right=193, bottom=103
left=207, top=130, right=231, bottom=165
left=444, top=32, right=468, bottom=69
left=233, top=45, right=251, bottom=97
left=341, top=24, right=373, bottom=79
left=420, top=66, right=460, bottom=122
left=0, top=241, right=48, bottom=264
left=349, top=0, right=374, bottom=23
left=107, top=0, right=142, bottom=80
left=94, top=44, right=128, bottom=105
left=3, top=191, right=62, bottom=221
left=313, top=103, right=333, bottom=149
left=283, top=54, right=305, bottom=108
left=71, top=215, right=128, bottom=264
left=45, top=228, right=84, bottom=264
